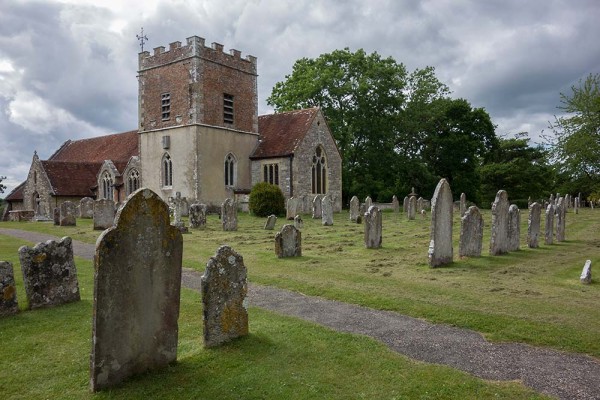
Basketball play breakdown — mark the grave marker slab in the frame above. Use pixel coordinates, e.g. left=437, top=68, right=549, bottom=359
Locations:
left=556, top=197, right=566, bottom=242
left=294, top=215, right=303, bottom=229
left=321, top=195, right=333, bottom=226
left=490, top=190, right=510, bottom=255
left=349, top=196, right=360, bottom=222
left=275, top=224, right=302, bottom=257
left=286, top=197, right=298, bottom=220
left=459, top=206, right=483, bottom=257
left=79, top=197, right=95, bottom=219
left=222, top=198, right=238, bottom=231
left=312, top=195, right=324, bottom=219
left=53, top=207, right=60, bottom=225
left=392, top=195, right=400, bottom=213
left=527, top=202, right=541, bottom=248
left=59, top=201, right=77, bottom=226
left=0, top=261, right=18, bottom=317
left=459, top=193, right=466, bottom=217
left=93, top=199, right=116, bottom=230
left=545, top=204, right=555, bottom=245
left=264, top=214, right=277, bottom=230
left=364, top=206, right=382, bottom=249
left=408, top=196, right=417, bottom=220
left=580, top=260, right=592, bottom=284
left=508, top=204, right=520, bottom=251
left=428, top=179, right=453, bottom=267
left=189, top=203, right=207, bottom=229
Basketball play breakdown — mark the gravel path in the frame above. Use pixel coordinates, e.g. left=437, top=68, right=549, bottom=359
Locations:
left=2, top=227, right=599, bottom=400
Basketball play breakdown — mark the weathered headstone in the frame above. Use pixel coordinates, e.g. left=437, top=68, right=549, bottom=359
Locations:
left=294, top=214, right=303, bottom=229
left=545, top=204, right=555, bottom=245
left=286, top=197, right=298, bottom=220
left=580, top=260, right=592, bottom=284
left=201, top=245, right=248, bottom=347
left=391, top=195, right=400, bottom=213
left=364, top=206, right=382, bottom=249
left=527, top=202, right=541, bottom=248
left=93, top=199, right=116, bottom=230
left=90, top=188, right=182, bottom=392
left=170, top=192, right=189, bottom=233
left=403, top=196, right=409, bottom=213
left=312, top=194, right=323, bottom=219
left=549, top=193, right=555, bottom=206
left=490, top=190, right=510, bottom=255
left=408, top=196, right=417, bottom=220
left=0, top=261, right=19, bottom=316
left=180, top=197, right=190, bottom=217
left=53, top=207, right=60, bottom=225
left=19, top=236, right=80, bottom=309
left=459, top=193, right=466, bottom=217
left=364, top=196, right=373, bottom=211
left=264, top=214, right=277, bottom=230
left=417, top=197, right=424, bottom=213
left=189, top=203, right=207, bottom=229
left=459, top=206, right=483, bottom=257
left=222, top=198, right=238, bottom=231
left=275, top=224, right=302, bottom=257
left=556, top=197, right=566, bottom=242
left=574, top=197, right=579, bottom=214
left=508, top=204, right=520, bottom=251
left=321, top=195, right=333, bottom=226
left=428, top=179, right=453, bottom=267
left=349, top=196, right=360, bottom=223
left=79, top=197, right=95, bottom=219
left=59, top=201, right=77, bottom=226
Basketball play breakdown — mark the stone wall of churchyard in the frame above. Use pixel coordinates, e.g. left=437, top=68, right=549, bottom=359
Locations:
left=250, top=156, right=292, bottom=198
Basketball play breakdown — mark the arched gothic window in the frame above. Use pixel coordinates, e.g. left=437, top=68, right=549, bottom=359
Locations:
left=162, top=153, right=173, bottom=187
left=311, top=146, right=327, bottom=194
left=127, top=168, right=140, bottom=195
left=224, top=153, right=236, bottom=187
left=102, top=171, right=114, bottom=200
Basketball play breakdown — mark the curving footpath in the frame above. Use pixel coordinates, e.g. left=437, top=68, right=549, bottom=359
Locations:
left=2, top=228, right=599, bottom=400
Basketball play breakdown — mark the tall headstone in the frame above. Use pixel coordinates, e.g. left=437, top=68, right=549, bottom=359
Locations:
left=508, top=204, right=520, bottom=251
left=580, top=260, right=592, bottom=284
left=459, top=193, right=466, bottom=217
left=294, top=214, right=303, bottom=229
left=321, top=195, right=333, bottom=226
left=392, top=195, right=400, bottom=213
left=59, top=201, right=77, bottom=226
left=527, top=202, right=541, bottom=248
left=79, top=197, right=95, bottom=219
left=545, top=204, right=555, bottom=245
left=417, top=197, right=424, bottom=213
left=556, top=197, right=566, bottom=242
left=53, top=207, right=60, bottom=225
left=574, top=197, right=579, bottom=214
left=221, top=198, right=238, bottom=231
left=93, top=199, right=116, bottom=230
left=19, top=237, right=80, bottom=309
left=549, top=193, right=555, bottom=206
left=170, top=192, right=188, bottom=233
left=349, top=196, right=360, bottom=222
left=180, top=197, right=190, bottom=217
left=0, top=261, right=19, bottom=317
left=459, top=206, right=483, bottom=257
left=364, top=206, right=382, bottom=249
left=275, top=224, right=302, bottom=257
left=286, top=197, right=298, bottom=220
left=403, top=196, right=409, bottom=213
left=189, top=203, right=207, bottom=229
left=364, top=196, right=373, bottom=211
left=428, top=179, right=453, bottom=267
left=408, top=196, right=417, bottom=220
left=201, top=245, right=248, bottom=347
left=264, top=214, right=277, bottom=230
left=91, top=188, right=182, bottom=392
left=312, top=194, right=323, bottom=219
left=489, top=190, right=510, bottom=255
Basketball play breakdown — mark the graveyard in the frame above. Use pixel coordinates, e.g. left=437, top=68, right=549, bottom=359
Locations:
left=0, top=200, right=598, bottom=398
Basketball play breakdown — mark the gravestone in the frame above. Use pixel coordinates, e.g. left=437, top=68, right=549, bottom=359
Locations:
left=508, top=204, right=520, bottom=251
left=201, top=245, right=248, bottom=347
left=580, top=260, right=592, bottom=284
left=294, top=215, right=303, bottom=229
left=189, top=203, right=207, bottom=229
left=527, top=202, right=541, bottom=248
left=574, top=197, right=579, bottom=214
left=408, top=196, right=417, bottom=220
left=428, top=178, right=453, bottom=267
left=392, top=195, right=400, bottom=213
left=79, top=197, right=95, bottom=219
left=0, top=261, right=19, bottom=316
left=556, top=197, right=566, bottom=242
left=321, top=195, right=333, bottom=226
left=459, top=192, right=466, bottom=217
left=53, top=207, right=60, bottom=225
left=286, top=197, right=298, bottom=220
left=549, top=193, right=555, bottom=206
left=403, top=196, right=409, bottom=213
left=364, top=196, right=373, bottom=211
left=93, top=199, right=116, bottom=230
left=312, top=194, right=323, bottom=219
left=417, top=197, right=424, bottom=213
left=545, top=204, right=555, bottom=245
left=264, top=214, right=277, bottom=230
left=364, top=206, right=382, bottom=249
left=90, top=188, right=182, bottom=392
left=527, top=196, right=532, bottom=208
left=19, top=236, right=80, bottom=309
left=180, top=197, right=190, bottom=217
left=459, top=206, right=483, bottom=258
left=349, top=196, right=360, bottom=222
left=170, top=192, right=188, bottom=233
left=275, top=224, right=302, bottom=257
left=59, top=201, right=77, bottom=226
left=222, top=198, right=238, bottom=231
left=489, top=190, right=510, bottom=255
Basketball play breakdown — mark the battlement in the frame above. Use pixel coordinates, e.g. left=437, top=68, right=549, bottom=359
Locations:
left=138, top=35, right=257, bottom=73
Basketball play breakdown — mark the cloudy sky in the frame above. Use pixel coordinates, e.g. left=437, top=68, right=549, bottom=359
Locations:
left=1, top=0, right=599, bottom=195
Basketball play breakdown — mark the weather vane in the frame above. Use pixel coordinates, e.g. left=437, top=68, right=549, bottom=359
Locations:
left=136, top=27, right=148, bottom=52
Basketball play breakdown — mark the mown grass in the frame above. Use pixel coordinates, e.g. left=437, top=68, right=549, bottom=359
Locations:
left=0, top=234, right=546, bottom=399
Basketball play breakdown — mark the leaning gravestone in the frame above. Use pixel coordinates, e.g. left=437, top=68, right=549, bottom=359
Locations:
left=53, top=207, right=60, bottom=226
left=349, top=196, right=360, bottom=223
left=79, top=197, right=95, bottom=219
left=264, top=214, right=277, bottom=230
left=201, top=245, right=248, bottom=348
left=275, top=224, right=302, bottom=257
left=93, top=199, right=116, bottom=230
left=321, top=195, right=334, bottom=226
left=408, top=196, right=417, bottom=220
left=459, top=192, right=466, bottom=217
left=90, top=188, right=182, bottom=392
left=508, top=204, right=520, bottom=251
left=527, top=202, right=541, bottom=248
left=189, top=203, right=207, bottom=229
left=459, top=206, right=483, bottom=257
left=580, top=260, right=592, bottom=284
left=59, top=201, right=77, bottom=226
left=364, top=206, right=382, bottom=249
left=428, top=178, right=453, bottom=267
left=556, top=197, right=566, bottom=242
left=0, top=261, right=19, bottom=316
left=489, top=190, right=510, bottom=256
left=222, top=198, right=238, bottom=231
left=392, top=195, right=400, bottom=213
left=545, top=204, right=555, bottom=245
left=19, top=236, right=80, bottom=310
left=312, top=194, right=323, bottom=219
left=286, top=197, right=298, bottom=220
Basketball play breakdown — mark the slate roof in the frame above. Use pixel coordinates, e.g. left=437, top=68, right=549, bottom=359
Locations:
left=251, top=108, right=319, bottom=159
left=41, top=161, right=103, bottom=196
left=50, top=130, right=139, bottom=162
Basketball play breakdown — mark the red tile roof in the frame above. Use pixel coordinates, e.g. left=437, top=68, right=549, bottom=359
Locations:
left=42, top=161, right=102, bottom=196
left=50, top=130, right=139, bottom=162
left=4, top=181, right=25, bottom=201
left=251, top=108, right=319, bottom=159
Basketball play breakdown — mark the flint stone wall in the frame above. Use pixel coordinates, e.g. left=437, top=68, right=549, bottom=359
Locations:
left=527, top=202, right=541, bottom=248
left=59, top=201, right=77, bottom=226
left=459, top=206, right=483, bottom=258
left=364, top=206, right=382, bottom=249
left=189, top=203, right=207, bottom=229
left=428, top=179, right=453, bottom=267
left=0, top=261, right=19, bottom=316
left=490, top=190, right=510, bottom=255
left=94, top=199, right=116, bottom=230
left=275, top=224, right=302, bottom=258
left=222, top=198, right=238, bottom=231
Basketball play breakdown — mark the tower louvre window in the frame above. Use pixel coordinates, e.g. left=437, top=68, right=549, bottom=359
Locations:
left=161, top=93, right=171, bottom=120
left=223, top=93, right=234, bottom=124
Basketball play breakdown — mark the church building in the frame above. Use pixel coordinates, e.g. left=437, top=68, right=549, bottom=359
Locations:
left=3, top=35, right=342, bottom=220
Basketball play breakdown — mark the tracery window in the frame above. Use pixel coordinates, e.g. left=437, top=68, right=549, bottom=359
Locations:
left=224, top=153, right=237, bottom=187
left=311, top=146, right=327, bottom=194
left=162, top=153, right=173, bottom=187
left=127, top=168, right=140, bottom=195
left=102, top=171, right=114, bottom=200
left=263, top=163, right=279, bottom=185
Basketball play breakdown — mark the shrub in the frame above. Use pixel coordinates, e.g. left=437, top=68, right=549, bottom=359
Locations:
left=249, top=182, right=286, bottom=217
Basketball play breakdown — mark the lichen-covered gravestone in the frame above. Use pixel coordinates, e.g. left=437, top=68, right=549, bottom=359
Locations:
left=275, top=224, right=302, bottom=258
left=408, top=196, right=417, bottom=220
left=392, top=195, right=400, bottom=213
left=80, top=197, right=95, bottom=219
left=19, top=236, right=80, bottom=309
left=508, top=204, right=520, bottom=251
left=490, top=190, right=510, bottom=255
left=321, top=195, right=333, bottom=226
left=545, top=204, right=555, bottom=245
left=189, top=203, right=207, bottom=229
left=556, top=197, right=566, bottom=242
left=90, top=188, right=182, bottom=392
left=59, top=201, right=77, bottom=226
left=364, top=196, right=373, bottom=211
left=221, top=198, right=238, bottom=231
left=364, top=206, right=382, bottom=249
left=459, top=206, right=483, bottom=257
left=428, top=178, right=453, bottom=267
left=459, top=192, right=466, bottom=217
left=264, top=214, right=277, bottom=230
left=417, top=197, right=424, bottom=213
left=286, top=197, right=298, bottom=220
left=527, top=202, right=541, bottom=248
left=0, top=261, right=19, bottom=316
left=349, top=196, right=360, bottom=223
left=294, top=214, right=303, bottom=229
left=312, top=194, right=323, bottom=219
left=580, top=260, right=592, bottom=284
left=93, top=199, right=116, bottom=230
left=201, top=245, right=248, bottom=348
left=403, top=196, right=409, bottom=213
